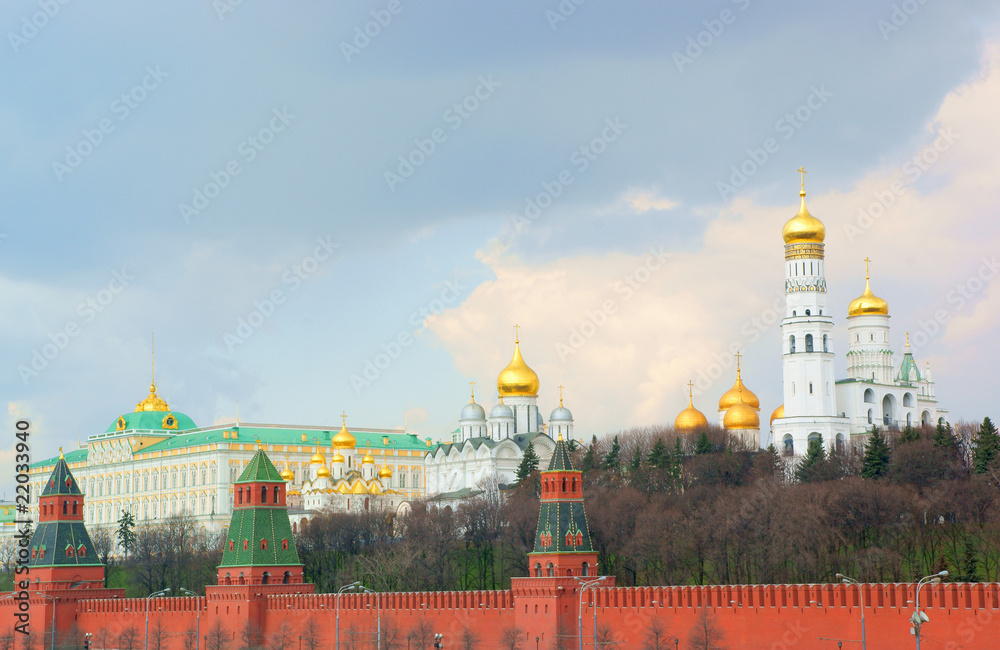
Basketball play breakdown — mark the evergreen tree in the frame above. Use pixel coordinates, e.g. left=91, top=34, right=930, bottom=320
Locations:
left=764, top=443, right=783, bottom=480
left=694, top=432, right=713, bottom=455
left=603, top=436, right=621, bottom=471
left=116, top=510, right=136, bottom=561
left=972, top=417, right=1000, bottom=474
left=899, top=424, right=920, bottom=443
left=647, top=439, right=668, bottom=468
left=960, top=539, right=980, bottom=583
left=795, top=438, right=827, bottom=483
left=515, top=442, right=540, bottom=484
left=581, top=435, right=598, bottom=472
left=630, top=445, right=642, bottom=471
left=861, top=426, right=891, bottom=479
left=932, top=421, right=957, bottom=451
left=667, top=438, right=684, bottom=491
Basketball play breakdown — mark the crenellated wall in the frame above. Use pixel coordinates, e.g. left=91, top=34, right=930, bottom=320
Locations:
left=13, top=581, right=992, bottom=650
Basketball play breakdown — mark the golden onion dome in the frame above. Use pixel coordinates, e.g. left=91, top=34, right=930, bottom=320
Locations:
left=362, top=450, right=375, bottom=465
left=848, top=261, right=889, bottom=316
left=316, top=465, right=331, bottom=478
left=332, top=421, right=357, bottom=449
left=497, top=334, right=540, bottom=398
left=718, top=361, right=760, bottom=412
left=331, top=451, right=345, bottom=464
left=723, top=393, right=760, bottom=430
left=782, top=188, right=825, bottom=244
left=674, top=383, right=709, bottom=432
left=378, top=465, right=393, bottom=479
left=280, top=467, right=294, bottom=482
left=135, top=382, right=170, bottom=412
left=770, top=404, right=784, bottom=424
left=310, top=449, right=326, bottom=464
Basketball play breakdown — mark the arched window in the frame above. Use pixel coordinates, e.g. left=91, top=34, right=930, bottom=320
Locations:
left=789, top=335, right=796, bottom=354
left=805, top=309, right=811, bottom=316
left=243, top=539, right=249, bottom=551
left=807, top=432, right=822, bottom=446
left=399, top=471, right=407, bottom=489
left=260, top=539, right=267, bottom=550
left=903, top=393, right=914, bottom=407
left=582, top=562, right=590, bottom=576
left=274, top=486, right=280, bottom=503
left=281, top=539, right=289, bottom=550
left=261, top=486, right=268, bottom=503
left=534, top=563, right=542, bottom=577
left=823, top=334, right=828, bottom=352
left=572, top=477, right=578, bottom=493
left=562, top=477, right=567, bottom=493
left=805, top=334, right=814, bottom=353
left=238, top=488, right=243, bottom=505
left=78, top=545, right=86, bottom=558
left=72, top=501, right=77, bottom=515
left=836, top=433, right=845, bottom=453
left=782, top=434, right=794, bottom=457
left=546, top=562, right=554, bottom=577
left=283, top=571, right=291, bottom=584
left=906, top=412, right=912, bottom=426
left=864, top=389, right=875, bottom=404
left=62, top=501, right=67, bottom=515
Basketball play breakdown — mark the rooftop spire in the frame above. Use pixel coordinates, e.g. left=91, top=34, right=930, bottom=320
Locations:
left=514, top=323, right=520, bottom=344
left=797, top=166, right=807, bottom=197
left=470, top=380, right=476, bottom=403
left=558, top=384, right=564, bottom=407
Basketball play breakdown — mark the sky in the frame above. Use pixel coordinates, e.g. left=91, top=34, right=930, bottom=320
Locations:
left=2, top=1, right=1000, bottom=493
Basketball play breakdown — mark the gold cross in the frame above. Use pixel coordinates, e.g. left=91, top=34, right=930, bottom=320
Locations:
left=797, top=166, right=807, bottom=192
left=514, top=324, right=520, bottom=343
left=341, top=411, right=347, bottom=426
left=558, top=385, right=564, bottom=406
left=687, top=380, right=694, bottom=399
left=863, top=257, right=871, bottom=280
left=734, top=350, right=742, bottom=371
left=469, top=380, right=476, bottom=401
left=906, top=331, right=910, bottom=347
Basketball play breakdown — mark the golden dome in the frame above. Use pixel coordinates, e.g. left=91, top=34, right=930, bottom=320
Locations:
left=724, top=392, right=760, bottom=430
left=497, top=331, right=539, bottom=398
left=280, top=467, right=294, bottom=482
left=674, top=382, right=709, bottom=432
left=316, top=466, right=331, bottom=478
left=782, top=187, right=825, bottom=244
left=331, top=451, right=345, bottom=464
left=378, top=465, right=393, bottom=479
left=718, top=356, right=760, bottom=412
left=310, top=448, right=326, bottom=464
left=135, top=382, right=170, bottom=412
left=770, top=404, right=784, bottom=424
left=332, top=413, right=357, bottom=449
left=848, top=260, right=888, bottom=316
left=362, top=450, right=375, bottom=465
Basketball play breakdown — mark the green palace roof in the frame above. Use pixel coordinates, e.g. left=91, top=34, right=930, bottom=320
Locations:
left=104, top=410, right=198, bottom=433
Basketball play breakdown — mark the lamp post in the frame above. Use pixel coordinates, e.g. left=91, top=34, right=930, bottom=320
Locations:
left=34, top=592, right=57, bottom=650
left=356, top=585, right=381, bottom=649
left=145, top=588, right=170, bottom=650
left=576, top=577, right=606, bottom=650
left=433, top=633, right=443, bottom=649
left=836, top=573, right=867, bottom=650
left=913, top=570, right=948, bottom=649
left=336, top=581, right=362, bottom=650
left=178, top=588, right=200, bottom=650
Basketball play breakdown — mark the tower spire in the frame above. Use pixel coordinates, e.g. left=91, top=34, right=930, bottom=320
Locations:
left=558, top=384, right=564, bottom=407
left=514, top=323, right=520, bottom=344
left=150, top=332, right=156, bottom=391
left=470, top=380, right=476, bottom=403
left=864, top=256, right=871, bottom=280
left=797, top=166, right=807, bottom=197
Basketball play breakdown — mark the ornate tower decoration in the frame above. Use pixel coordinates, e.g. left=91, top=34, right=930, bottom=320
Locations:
left=217, top=443, right=305, bottom=586
left=846, top=258, right=894, bottom=383
left=497, top=325, right=542, bottom=434
left=528, top=435, right=598, bottom=578
left=28, top=449, right=105, bottom=590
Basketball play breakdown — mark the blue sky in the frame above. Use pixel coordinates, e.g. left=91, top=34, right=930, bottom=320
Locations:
left=3, top=1, right=1000, bottom=489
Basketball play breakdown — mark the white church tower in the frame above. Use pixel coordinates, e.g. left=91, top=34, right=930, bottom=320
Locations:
left=845, top=259, right=893, bottom=384
left=495, top=326, right=542, bottom=434
left=770, top=170, right=850, bottom=456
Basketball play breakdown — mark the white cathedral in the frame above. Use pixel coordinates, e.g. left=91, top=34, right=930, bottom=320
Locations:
left=423, top=332, right=563, bottom=496
left=675, top=173, right=948, bottom=456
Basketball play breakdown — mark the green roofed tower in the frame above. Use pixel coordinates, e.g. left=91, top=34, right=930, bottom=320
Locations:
left=28, top=448, right=106, bottom=590
left=528, top=434, right=599, bottom=578
left=217, top=442, right=306, bottom=586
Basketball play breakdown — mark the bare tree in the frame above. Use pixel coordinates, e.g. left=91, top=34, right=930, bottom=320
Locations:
left=206, top=619, right=229, bottom=650
left=270, top=621, right=293, bottom=650
left=92, top=627, right=112, bottom=650
left=381, top=618, right=401, bottom=650
left=0, top=631, right=13, bottom=650
left=183, top=626, right=199, bottom=650
left=239, top=620, right=263, bottom=650
left=120, top=625, right=140, bottom=650
left=500, top=627, right=524, bottom=650
left=687, top=607, right=726, bottom=650
left=149, top=618, right=168, bottom=650
left=408, top=620, right=434, bottom=649
left=460, top=627, right=479, bottom=650
left=596, top=624, right=615, bottom=649
left=302, top=616, right=321, bottom=650
left=643, top=618, right=671, bottom=650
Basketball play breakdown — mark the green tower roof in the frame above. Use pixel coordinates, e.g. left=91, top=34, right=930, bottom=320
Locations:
left=40, top=453, right=83, bottom=496
left=235, top=448, right=285, bottom=483
left=29, top=455, right=102, bottom=569
left=545, top=437, right=575, bottom=472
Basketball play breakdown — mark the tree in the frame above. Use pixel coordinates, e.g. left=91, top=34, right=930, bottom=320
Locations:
left=149, top=618, right=168, bottom=650
left=460, top=627, right=479, bottom=650
left=408, top=620, right=434, bottom=649
left=959, top=539, right=980, bottom=583
left=972, top=417, right=999, bottom=474
left=932, top=421, right=957, bottom=452
left=515, top=442, right=540, bottom=484
left=899, top=424, right=920, bottom=443
left=582, top=435, right=598, bottom=471
left=183, top=627, right=199, bottom=650
left=117, top=509, right=137, bottom=561
left=239, top=621, right=262, bottom=650
left=667, top=438, right=685, bottom=491
left=206, top=620, right=229, bottom=650
left=270, top=622, right=293, bottom=650
left=647, top=438, right=668, bottom=468
left=695, top=432, right=713, bottom=455
left=119, top=626, right=140, bottom=650
left=795, top=438, right=827, bottom=483
left=604, top=436, right=621, bottom=470
left=861, top=426, right=891, bottom=479
left=687, top=607, right=726, bottom=650
left=301, top=616, right=321, bottom=650
left=643, top=618, right=671, bottom=650
left=630, top=445, right=643, bottom=471
left=500, top=627, right=524, bottom=650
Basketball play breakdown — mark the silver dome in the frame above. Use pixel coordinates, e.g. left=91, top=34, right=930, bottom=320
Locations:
left=460, top=401, right=486, bottom=421
left=549, top=406, right=573, bottom=422
left=490, top=403, right=514, bottom=419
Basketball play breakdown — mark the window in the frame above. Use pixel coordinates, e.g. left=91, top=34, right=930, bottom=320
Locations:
left=238, top=488, right=243, bottom=505
left=823, top=334, right=828, bottom=352
left=782, top=435, right=794, bottom=457
left=399, top=471, right=407, bottom=489
left=274, top=486, right=280, bottom=503
left=260, top=539, right=267, bottom=550
left=809, top=383, right=813, bottom=395
left=534, top=563, right=542, bottom=577
left=229, top=541, right=235, bottom=551
left=582, top=562, right=589, bottom=576
left=243, top=539, right=249, bottom=551
left=412, top=471, right=420, bottom=488
left=261, top=486, right=268, bottom=503
left=281, top=539, right=289, bottom=550
left=805, top=334, right=814, bottom=352
left=202, top=468, right=207, bottom=484
left=152, top=473, right=158, bottom=491
left=805, top=309, right=811, bottom=316
left=546, top=562, right=554, bottom=577
left=78, top=545, right=86, bottom=558
left=789, top=335, right=796, bottom=354
left=72, top=501, right=77, bottom=515
left=62, top=501, right=67, bottom=515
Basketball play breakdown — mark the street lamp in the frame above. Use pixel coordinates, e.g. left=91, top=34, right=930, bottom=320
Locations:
left=357, top=585, right=381, bottom=650
left=433, top=633, right=444, bottom=649
left=178, top=588, right=200, bottom=650
left=34, top=592, right=57, bottom=650
left=336, top=581, right=362, bottom=650
left=145, top=588, right=170, bottom=650
left=836, top=573, right=867, bottom=650
left=576, top=577, right=606, bottom=650
left=913, top=570, right=948, bottom=649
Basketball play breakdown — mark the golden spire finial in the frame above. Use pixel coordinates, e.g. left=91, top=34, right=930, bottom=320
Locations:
left=470, top=380, right=476, bottom=403
left=863, top=257, right=871, bottom=280
left=498, top=395, right=504, bottom=405
left=558, top=385, right=564, bottom=407
left=906, top=331, right=910, bottom=347
left=797, top=166, right=807, bottom=197
left=341, top=411, right=348, bottom=426
left=687, top=380, right=695, bottom=404
left=734, top=351, right=742, bottom=377
left=236, top=400, right=240, bottom=426
left=59, top=446, right=64, bottom=459
left=514, top=324, right=520, bottom=344
left=256, top=438, right=263, bottom=450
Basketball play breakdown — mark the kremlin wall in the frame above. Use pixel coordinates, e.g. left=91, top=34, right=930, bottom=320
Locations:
left=5, top=439, right=999, bottom=649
